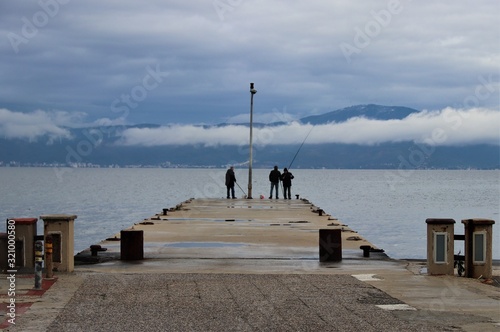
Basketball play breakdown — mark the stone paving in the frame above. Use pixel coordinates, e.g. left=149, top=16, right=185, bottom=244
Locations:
left=46, top=273, right=451, bottom=332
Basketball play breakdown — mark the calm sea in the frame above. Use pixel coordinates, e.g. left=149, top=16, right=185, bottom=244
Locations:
left=1, top=168, right=498, bottom=260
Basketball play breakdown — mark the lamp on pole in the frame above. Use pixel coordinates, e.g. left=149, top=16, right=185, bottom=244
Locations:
left=247, top=82, right=257, bottom=199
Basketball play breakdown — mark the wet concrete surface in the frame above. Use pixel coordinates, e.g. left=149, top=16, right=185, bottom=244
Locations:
left=2, top=198, right=500, bottom=331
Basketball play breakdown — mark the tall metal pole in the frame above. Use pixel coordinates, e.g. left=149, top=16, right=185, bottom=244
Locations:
left=248, top=83, right=257, bottom=199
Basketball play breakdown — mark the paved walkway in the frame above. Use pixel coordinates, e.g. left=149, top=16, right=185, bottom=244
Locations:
left=5, top=268, right=499, bottom=332
left=1, top=198, right=499, bottom=331
left=46, top=273, right=454, bottom=331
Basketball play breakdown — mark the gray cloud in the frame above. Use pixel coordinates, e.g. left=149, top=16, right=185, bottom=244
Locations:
left=0, top=0, right=498, bottom=127
left=0, top=108, right=71, bottom=141
left=0, top=106, right=497, bottom=146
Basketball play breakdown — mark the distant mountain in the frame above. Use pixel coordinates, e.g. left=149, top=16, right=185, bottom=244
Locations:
left=0, top=105, right=498, bottom=169
left=299, top=104, right=418, bottom=124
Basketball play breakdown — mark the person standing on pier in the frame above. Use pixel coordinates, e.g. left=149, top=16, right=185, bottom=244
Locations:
left=281, top=168, right=294, bottom=199
left=268, top=165, right=281, bottom=199
left=225, top=166, right=237, bottom=199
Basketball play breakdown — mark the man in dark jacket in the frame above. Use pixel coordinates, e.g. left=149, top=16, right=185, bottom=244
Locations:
left=281, top=168, right=294, bottom=199
left=225, top=166, right=236, bottom=199
left=268, top=165, right=281, bottom=199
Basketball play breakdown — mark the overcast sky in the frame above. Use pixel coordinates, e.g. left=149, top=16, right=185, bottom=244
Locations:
left=1, top=0, right=499, bottom=146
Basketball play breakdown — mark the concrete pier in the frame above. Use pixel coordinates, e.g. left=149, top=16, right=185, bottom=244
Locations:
left=75, top=198, right=385, bottom=273
left=2, top=198, right=499, bottom=331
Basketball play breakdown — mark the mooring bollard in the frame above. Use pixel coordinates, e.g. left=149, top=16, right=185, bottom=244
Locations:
left=162, top=208, right=168, bottom=216
left=90, top=244, right=107, bottom=256
left=34, top=240, right=43, bottom=290
left=45, top=235, right=53, bottom=279
left=360, top=245, right=371, bottom=257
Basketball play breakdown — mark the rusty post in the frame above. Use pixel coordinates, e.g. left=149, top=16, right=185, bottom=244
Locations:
left=319, top=229, right=342, bottom=262
left=34, top=240, right=43, bottom=290
left=120, top=230, right=144, bottom=260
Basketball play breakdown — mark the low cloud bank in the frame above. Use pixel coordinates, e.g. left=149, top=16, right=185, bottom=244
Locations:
left=0, top=108, right=72, bottom=142
left=1, top=107, right=498, bottom=147
left=119, top=107, right=499, bottom=147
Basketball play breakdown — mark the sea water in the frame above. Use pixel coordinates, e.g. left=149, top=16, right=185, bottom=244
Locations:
left=0, top=167, right=498, bottom=260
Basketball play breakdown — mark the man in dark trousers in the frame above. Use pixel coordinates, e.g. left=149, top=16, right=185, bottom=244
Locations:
left=225, top=166, right=236, bottom=199
left=268, top=165, right=281, bottom=199
left=281, top=167, right=294, bottom=199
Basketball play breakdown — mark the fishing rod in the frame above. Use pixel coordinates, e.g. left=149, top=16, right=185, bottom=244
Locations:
left=288, top=124, right=314, bottom=170
left=279, top=124, right=314, bottom=199
left=235, top=181, right=246, bottom=196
